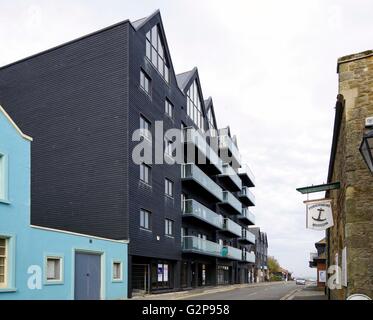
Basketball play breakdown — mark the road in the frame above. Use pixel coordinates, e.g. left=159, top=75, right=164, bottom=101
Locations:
left=183, top=282, right=299, bottom=300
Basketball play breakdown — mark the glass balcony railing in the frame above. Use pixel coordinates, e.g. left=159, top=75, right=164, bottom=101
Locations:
left=238, top=164, right=255, bottom=187
left=183, top=199, right=224, bottom=229
left=183, top=127, right=223, bottom=173
left=182, top=236, right=223, bottom=257
left=222, top=218, right=242, bottom=237
left=219, top=134, right=242, bottom=165
left=240, top=207, right=255, bottom=225
left=243, top=251, right=255, bottom=263
left=182, top=163, right=223, bottom=201
left=239, top=186, right=256, bottom=205
left=222, top=191, right=242, bottom=214
left=222, top=245, right=242, bottom=261
left=219, top=164, right=242, bottom=190
left=240, top=229, right=256, bottom=244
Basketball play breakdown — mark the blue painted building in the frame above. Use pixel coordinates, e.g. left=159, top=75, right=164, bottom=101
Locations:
left=0, top=105, right=128, bottom=299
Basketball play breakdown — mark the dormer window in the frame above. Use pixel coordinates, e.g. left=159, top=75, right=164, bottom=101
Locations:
left=186, top=80, right=204, bottom=131
left=146, top=25, right=170, bottom=83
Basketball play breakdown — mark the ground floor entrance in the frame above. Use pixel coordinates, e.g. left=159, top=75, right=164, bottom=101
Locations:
left=130, top=256, right=177, bottom=296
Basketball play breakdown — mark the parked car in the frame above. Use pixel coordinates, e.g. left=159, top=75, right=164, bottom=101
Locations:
left=296, top=278, right=306, bottom=285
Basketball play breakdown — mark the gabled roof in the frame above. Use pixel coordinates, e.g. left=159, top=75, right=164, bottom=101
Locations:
left=131, top=10, right=184, bottom=96
left=176, top=68, right=196, bottom=92
left=0, top=105, right=33, bottom=141
left=205, top=97, right=218, bottom=129
left=131, top=10, right=160, bottom=30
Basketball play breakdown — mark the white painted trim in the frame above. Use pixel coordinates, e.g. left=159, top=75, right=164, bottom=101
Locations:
left=30, top=225, right=129, bottom=244
left=0, top=105, right=33, bottom=141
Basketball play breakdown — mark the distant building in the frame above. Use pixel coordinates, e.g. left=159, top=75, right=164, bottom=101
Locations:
left=249, top=227, right=268, bottom=282
left=309, top=238, right=326, bottom=287
left=326, top=50, right=373, bottom=300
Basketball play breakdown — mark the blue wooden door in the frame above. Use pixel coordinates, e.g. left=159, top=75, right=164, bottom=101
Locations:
left=74, top=252, right=101, bottom=300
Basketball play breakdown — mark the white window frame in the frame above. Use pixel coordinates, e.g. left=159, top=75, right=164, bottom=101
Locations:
left=140, top=163, right=151, bottom=185
left=139, top=115, right=152, bottom=141
left=165, top=99, right=174, bottom=119
left=0, top=153, right=9, bottom=203
left=140, top=69, right=151, bottom=95
left=140, top=209, right=151, bottom=230
left=165, top=219, right=174, bottom=237
left=45, top=256, right=63, bottom=284
left=112, top=261, right=123, bottom=282
left=0, top=237, right=8, bottom=288
left=165, top=178, right=174, bottom=198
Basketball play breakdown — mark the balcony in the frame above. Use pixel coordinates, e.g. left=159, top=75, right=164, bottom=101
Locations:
left=183, top=127, right=223, bottom=174
left=182, top=163, right=223, bottom=202
left=238, top=164, right=255, bottom=187
left=238, top=186, right=255, bottom=206
left=239, top=207, right=255, bottom=225
left=242, top=251, right=255, bottom=263
left=182, top=199, right=224, bottom=230
left=219, top=191, right=242, bottom=215
left=221, top=218, right=242, bottom=237
left=217, top=164, right=242, bottom=192
left=219, top=134, right=242, bottom=168
left=239, top=229, right=256, bottom=244
left=182, top=236, right=223, bottom=258
left=221, top=245, right=242, bottom=261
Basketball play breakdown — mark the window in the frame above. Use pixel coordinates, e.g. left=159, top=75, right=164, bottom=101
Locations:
left=113, top=262, right=122, bottom=281
left=146, top=25, right=170, bottom=83
left=46, top=257, right=62, bottom=282
left=0, top=238, right=7, bottom=288
left=165, top=99, right=174, bottom=119
left=186, top=80, right=204, bottom=131
left=181, top=193, right=186, bottom=211
left=165, top=178, right=174, bottom=198
left=165, top=219, right=174, bottom=236
left=140, top=115, right=151, bottom=140
left=140, top=209, right=151, bottom=230
left=165, top=138, right=174, bottom=157
left=0, top=154, right=6, bottom=201
left=140, top=163, right=151, bottom=184
left=140, top=70, right=151, bottom=95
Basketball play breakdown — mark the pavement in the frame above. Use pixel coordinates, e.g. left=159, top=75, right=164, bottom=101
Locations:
left=287, top=284, right=327, bottom=300
left=132, top=281, right=305, bottom=300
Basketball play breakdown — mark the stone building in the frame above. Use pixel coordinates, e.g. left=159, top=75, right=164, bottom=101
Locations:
left=326, top=50, right=373, bottom=300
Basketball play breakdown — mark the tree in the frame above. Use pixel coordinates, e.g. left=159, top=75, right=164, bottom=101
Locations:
left=268, top=256, right=281, bottom=273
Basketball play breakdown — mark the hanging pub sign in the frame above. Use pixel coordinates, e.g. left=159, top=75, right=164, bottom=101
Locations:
left=305, top=199, right=334, bottom=230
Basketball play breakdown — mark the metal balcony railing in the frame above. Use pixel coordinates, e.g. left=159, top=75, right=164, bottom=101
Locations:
left=182, top=236, right=223, bottom=257
left=222, top=191, right=242, bottom=214
left=183, top=199, right=224, bottom=229
left=240, top=207, right=255, bottom=225
left=222, top=245, right=242, bottom=261
left=238, top=164, right=255, bottom=187
left=239, top=186, right=256, bottom=205
left=182, top=163, right=223, bottom=201
left=219, top=134, right=242, bottom=166
left=183, top=127, right=223, bottom=173
left=222, top=218, right=242, bottom=237
left=219, top=164, right=242, bottom=190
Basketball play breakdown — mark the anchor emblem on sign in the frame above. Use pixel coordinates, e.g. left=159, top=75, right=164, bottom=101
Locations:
left=312, top=208, right=327, bottom=222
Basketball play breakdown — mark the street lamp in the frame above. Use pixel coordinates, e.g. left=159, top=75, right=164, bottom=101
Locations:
left=359, top=129, right=373, bottom=174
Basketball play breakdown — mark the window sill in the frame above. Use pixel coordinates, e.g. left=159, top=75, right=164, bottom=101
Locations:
left=165, top=235, right=174, bottom=239
left=139, top=181, right=152, bottom=188
left=44, top=280, right=64, bottom=286
left=0, top=288, right=17, bottom=293
left=0, top=198, right=10, bottom=205
left=140, top=227, right=152, bottom=233
left=111, top=279, right=124, bottom=283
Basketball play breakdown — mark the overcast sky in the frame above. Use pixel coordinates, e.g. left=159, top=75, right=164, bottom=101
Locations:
left=1, top=0, right=371, bottom=278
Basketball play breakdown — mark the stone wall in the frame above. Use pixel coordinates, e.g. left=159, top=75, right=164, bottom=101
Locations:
left=329, top=50, right=373, bottom=300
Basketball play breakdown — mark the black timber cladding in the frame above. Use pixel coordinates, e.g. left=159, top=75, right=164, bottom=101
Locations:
left=0, top=22, right=130, bottom=240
